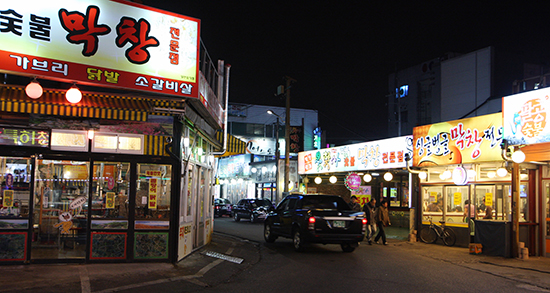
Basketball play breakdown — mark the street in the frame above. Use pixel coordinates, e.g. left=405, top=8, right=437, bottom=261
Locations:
left=209, top=217, right=546, bottom=293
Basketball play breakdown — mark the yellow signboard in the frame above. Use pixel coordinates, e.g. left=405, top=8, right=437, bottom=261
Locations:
left=413, top=113, right=503, bottom=166
left=453, top=192, right=461, bottom=206
left=148, top=178, right=158, bottom=210
left=2, top=190, right=13, bottom=207
left=105, top=192, right=115, bottom=209
left=485, top=193, right=493, bottom=206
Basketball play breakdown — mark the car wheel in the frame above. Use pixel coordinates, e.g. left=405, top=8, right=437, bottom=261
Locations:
left=264, top=223, right=277, bottom=243
left=341, top=243, right=356, bottom=253
left=233, top=212, right=240, bottom=222
left=293, top=229, right=305, bottom=252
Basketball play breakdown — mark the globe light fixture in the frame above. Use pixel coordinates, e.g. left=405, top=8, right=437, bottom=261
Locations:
left=25, top=79, right=43, bottom=99
left=418, top=172, right=427, bottom=180
left=363, top=173, right=372, bottom=183
left=442, top=170, right=452, bottom=180
left=487, top=171, right=496, bottom=179
left=329, top=175, right=337, bottom=184
left=65, top=84, right=82, bottom=104
left=314, top=176, right=322, bottom=184
left=512, top=149, right=526, bottom=164
left=383, top=172, right=393, bottom=182
left=497, top=167, right=508, bottom=177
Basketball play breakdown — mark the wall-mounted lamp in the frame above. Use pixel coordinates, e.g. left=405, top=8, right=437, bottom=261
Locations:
left=363, top=173, right=372, bottom=183
left=25, top=78, right=43, bottom=99
left=497, top=164, right=508, bottom=177
left=418, top=172, right=427, bottom=180
left=251, top=167, right=257, bottom=173
left=511, top=149, right=526, bottom=164
left=87, top=130, right=94, bottom=140
left=66, top=84, right=82, bottom=104
left=501, top=139, right=525, bottom=164
left=383, top=172, right=393, bottom=182
left=314, top=176, right=322, bottom=184
left=329, top=175, right=337, bottom=184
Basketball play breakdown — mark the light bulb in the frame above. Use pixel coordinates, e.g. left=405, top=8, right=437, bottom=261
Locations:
left=383, top=172, right=393, bottom=181
left=66, top=85, right=82, bottom=104
left=512, top=150, right=525, bottom=163
left=314, top=177, right=322, bottom=184
left=418, top=172, right=427, bottom=180
left=25, top=80, right=43, bottom=99
left=363, top=174, right=372, bottom=182
left=497, top=167, right=508, bottom=177
left=329, top=176, right=337, bottom=184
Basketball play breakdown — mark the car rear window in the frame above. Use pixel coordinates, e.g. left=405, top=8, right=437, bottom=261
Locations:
left=250, top=199, right=271, bottom=208
left=301, top=196, right=348, bottom=210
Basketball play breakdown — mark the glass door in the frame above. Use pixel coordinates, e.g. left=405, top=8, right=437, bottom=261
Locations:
left=32, top=160, right=89, bottom=260
left=445, top=186, right=469, bottom=224
left=543, top=180, right=550, bottom=257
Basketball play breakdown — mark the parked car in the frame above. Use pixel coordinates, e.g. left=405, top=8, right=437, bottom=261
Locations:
left=232, top=198, right=274, bottom=223
left=264, top=194, right=366, bottom=252
left=214, top=198, right=232, bottom=217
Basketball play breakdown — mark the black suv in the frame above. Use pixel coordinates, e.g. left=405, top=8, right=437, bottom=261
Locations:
left=264, top=194, right=366, bottom=252
left=232, top=198, right=274, bottom=223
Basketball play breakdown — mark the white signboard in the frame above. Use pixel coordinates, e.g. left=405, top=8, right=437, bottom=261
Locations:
left=503, top=87, right=550, bottom=145
left=235, top=136, right=286, bottom=156
left=298, top=136, right=413, bottom=174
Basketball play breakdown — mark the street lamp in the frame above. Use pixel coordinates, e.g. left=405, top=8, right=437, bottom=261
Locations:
left=267, top=110, right=282, bottom=202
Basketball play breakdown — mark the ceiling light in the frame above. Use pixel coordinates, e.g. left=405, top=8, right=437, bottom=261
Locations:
left=418, top=172, right=427, bottom=180
left=363, top=174, right=372, bottom=182
left=487, top=171, right=496, bottom=179
left=497, top=167, right=508, bottom=177
left=383, top=172, right=393, bottom=181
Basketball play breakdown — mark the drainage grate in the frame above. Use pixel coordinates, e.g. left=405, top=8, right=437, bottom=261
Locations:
left=204, top=251, right=244, bottom=264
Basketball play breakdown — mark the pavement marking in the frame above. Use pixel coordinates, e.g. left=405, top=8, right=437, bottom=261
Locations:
left=93, top=242, right=239, bottom=292
left=79, top=266, right=91, bottom=293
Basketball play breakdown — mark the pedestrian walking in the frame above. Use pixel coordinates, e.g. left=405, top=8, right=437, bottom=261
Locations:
left=363, top=198, right=377, bottom=245
left=374, top=199, right=390, bottom=245
left=349, top=195, right=362, bottom=212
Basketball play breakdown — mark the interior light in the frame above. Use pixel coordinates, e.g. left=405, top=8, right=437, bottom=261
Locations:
left=383, top=172, right=393, bottom=181
left=467, top=169, right=477, bottom=178
left=512, top=149, right=526, bottom=163
left=237, top=178, right=243, bottom=183
left=497, top=167, right=508, bottom=177
left=520, top=173, right=528, bottom=180
left=25, top=79, right=43, bottom=99
left=87, top=130, right=94, bottom=140
left=272, top=165, right=277, bottom=172
left=262, top=166, right=267, bottom=173
left=251, top=167, right=257, bottom=173
left=65, top=84, right=82, bottom=104
left=418, top=172, right=427, bottom=180
left=197, top=148, right=203, bottom=156
left=314, top=176, right=322, bottom=184
left=183, top=137, right=190, bottom=148
left=487, top=171, right=496, bottom=179
left=442, top=170, right=452, bottom=180
left=439, top=173, right=447, bottom=180
left=329, top=175, right=337, bottom=184
left=363, top=174, right=372, bottom=182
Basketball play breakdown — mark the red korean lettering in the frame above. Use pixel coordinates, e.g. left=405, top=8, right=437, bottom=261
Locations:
left=59, top=6, right=111, bottom=56
left=116, top=17, right=159, bottom=64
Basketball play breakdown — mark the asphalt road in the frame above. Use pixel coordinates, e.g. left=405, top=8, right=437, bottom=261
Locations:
left=209, top=217, right=544, bottom=293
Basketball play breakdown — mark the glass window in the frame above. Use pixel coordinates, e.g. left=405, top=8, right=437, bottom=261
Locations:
left=135, top=164, right=172, bottom=221
left=422, top=186, right=443, bottom=222
left=93, top=133, right=144, bottom=154
left=90, top=162, right=130, bottom=220
left=0, top=157, right=31, bottom=219
left=51, top=130, right=88, bottom=152
left=446, top=186, right=469, bottom=224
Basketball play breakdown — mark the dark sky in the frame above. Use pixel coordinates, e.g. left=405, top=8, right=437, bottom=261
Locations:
left=144, top=1, right=550, bottom=145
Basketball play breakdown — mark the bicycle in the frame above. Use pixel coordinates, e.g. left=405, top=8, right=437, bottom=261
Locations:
left=419, top=216, right=456, bottom=246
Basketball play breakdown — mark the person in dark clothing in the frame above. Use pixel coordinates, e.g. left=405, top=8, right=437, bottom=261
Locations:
left=374, top=199, right=391, bottom=245
left=349, top=195, right=362, bottom=212
left=363, top=198, right=377, bottom=244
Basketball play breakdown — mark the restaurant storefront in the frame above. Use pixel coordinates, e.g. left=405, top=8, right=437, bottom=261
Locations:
left=411, top=113, right=533, bottom=250
left=298, top=136, right=413, bottom=228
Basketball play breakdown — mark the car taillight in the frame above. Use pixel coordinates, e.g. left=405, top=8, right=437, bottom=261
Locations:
left=362, top=218, right=367, bottom=225
left=308, top=216, right=316, bottom=230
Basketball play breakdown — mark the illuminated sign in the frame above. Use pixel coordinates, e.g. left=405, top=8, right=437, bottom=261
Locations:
left=0, top=128, right=49, bottom=147
left=313, top=127, right=321, bottom=149
left=0, top=0, right=200, bottom=98
left=502, top=87, right=550, bottom=145
left=412, top=113, right=503, bottom=167
left=396, top=85, right=409, bottom=98
left=289, top=126, right=303, bottom=153
left=148, top=178, right=158, bottom=210
left=298, top=136, right=412, bottom=174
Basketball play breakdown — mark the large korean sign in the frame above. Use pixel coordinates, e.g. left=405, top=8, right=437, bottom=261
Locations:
left=412, top=113, right=503, bottom=167
left=0, top=0, right=200, bottom=98
left=298, top=136, right=412, bottom=174
left=502, top=87, right=550, bottom=145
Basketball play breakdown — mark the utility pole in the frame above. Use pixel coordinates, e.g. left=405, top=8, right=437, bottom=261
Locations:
left=284, top=76, right=296, bottom=193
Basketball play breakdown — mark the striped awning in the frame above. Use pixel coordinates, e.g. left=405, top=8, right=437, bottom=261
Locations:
left=0, top=85, right=164, bottom=121
left=215, top=131, right=247, bottom=157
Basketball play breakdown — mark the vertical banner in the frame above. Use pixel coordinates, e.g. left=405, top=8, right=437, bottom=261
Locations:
left=149, top=178, right=158, bottom=210
left=3, top=190, right=14, bottom=207
left=289, top=125, right=304, bottom=153
left=105, top=192, right=115, bottom=209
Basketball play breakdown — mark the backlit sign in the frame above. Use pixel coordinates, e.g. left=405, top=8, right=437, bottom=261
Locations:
left=0, top=128, right=49, bottom=147
left=502, top=87, right=550, bottom=145
left=0, top=0, right=200, bottom=98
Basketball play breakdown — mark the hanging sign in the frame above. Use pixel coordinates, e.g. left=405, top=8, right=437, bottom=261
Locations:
left=412, top=113, right=503, bottom=166
left=105, top=192, right=115, bottom=209
left=148, top=178, right=158, bottom=210
left=503, top=87, right=550, bottom=145
left=344, top=173, right=362, bottom=192
left=2, top=190, right=14, bottom=207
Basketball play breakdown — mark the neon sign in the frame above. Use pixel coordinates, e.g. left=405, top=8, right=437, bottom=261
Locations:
left=0, top=128, right=49, bottom=147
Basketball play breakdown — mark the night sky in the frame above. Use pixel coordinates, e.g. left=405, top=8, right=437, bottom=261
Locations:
left=144, top=1, right=550, bottom=145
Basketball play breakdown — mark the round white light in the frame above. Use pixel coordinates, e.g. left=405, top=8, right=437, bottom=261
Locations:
left=262, top=166, right=267, bottom=173
left=497, top=167, right=508, bottom=177
left=439, top=173, right=447, bottom=180
left=329, top=176, right=337, bottom=184
left=512, top=150, right=526, bottom=163
left=237, top=178, right=243, bottom=183
left=25, top=81, right=43, bottom=99
left=251, top=167, right=257, bottom=173
left=66, top=86, right=82, bottom=104
left=363, top=174, right=372, bottom=182
left=442, top=170, right=452, bottom=180
left=383, top=172, right=393, bottom=181
left=452, top=166, right=468, bottom=185
left=314, top=177, right=322, bottom=184
left=272, top=165, right=277, bottom=172
left=418, top=172, right=427, bottom=180
left=467, top=169, right=477, bottom=178
left=487, top=171, right=496, bottom=179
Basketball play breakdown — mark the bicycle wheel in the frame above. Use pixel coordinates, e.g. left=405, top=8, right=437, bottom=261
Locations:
left=442, top=227, right=456, bottom=246
left=420, top=227, right=437, bottom=244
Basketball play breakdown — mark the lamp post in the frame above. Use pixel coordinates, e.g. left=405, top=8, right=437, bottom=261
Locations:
left=267, top=110, right=281, bottom=202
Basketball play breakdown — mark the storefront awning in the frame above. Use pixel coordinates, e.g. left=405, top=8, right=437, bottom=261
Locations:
left=0, top=85, right=166, bottom=122
left=215, top=131, right=247, bottom=157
